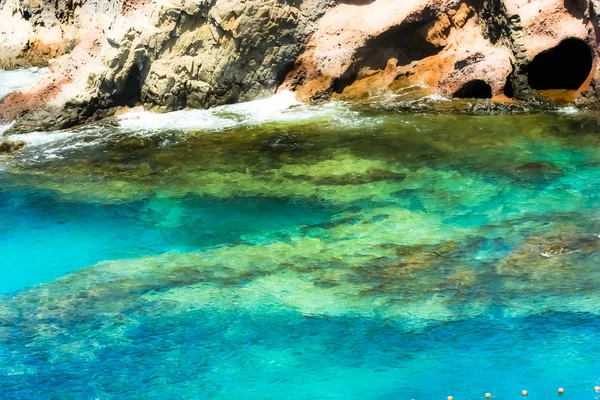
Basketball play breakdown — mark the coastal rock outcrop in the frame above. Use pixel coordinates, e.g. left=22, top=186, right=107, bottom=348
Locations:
left=282, top=0, right=599, bottom=104
left=1, top=0, right=331, bottom=132
left=1, top=0, right=600, bottom=133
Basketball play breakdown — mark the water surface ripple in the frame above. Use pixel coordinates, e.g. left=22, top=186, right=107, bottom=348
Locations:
left=1, top=76, right=600, bottom=398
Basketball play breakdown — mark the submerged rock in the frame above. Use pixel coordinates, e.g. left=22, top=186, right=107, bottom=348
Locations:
left=514, top=160, right=565, bottom=182
left=498, top=233, right=600, bottom=279
left=0, top=139, right=26, bottom=154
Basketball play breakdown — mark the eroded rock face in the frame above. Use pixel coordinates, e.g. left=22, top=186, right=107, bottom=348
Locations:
left=138, top=0, right=325, bottom=111
left=1, top=0, right=600, bottom=133
left=1, top=0, right=333, bottom=132
left=282, top=0, right=599, bottom=103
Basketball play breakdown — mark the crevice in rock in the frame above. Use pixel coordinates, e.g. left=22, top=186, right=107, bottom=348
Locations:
left=454, top=52, right=485, bottom=70
left=55, top=0, right=78, bottom=24
left=527, top=38, right=593, bottom=90
left=479, top=0, right=539, bottom=101
left=479, top=0, right=511, bottom=45
left=333, top=75, right=358, bottom=95
left=453, top=79, right=492, bottom=99
left=503, top=73, right=515, bottom=98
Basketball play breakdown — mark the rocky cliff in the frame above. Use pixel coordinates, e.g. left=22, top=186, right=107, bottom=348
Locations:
left=1, top=0, right=600, bottom=133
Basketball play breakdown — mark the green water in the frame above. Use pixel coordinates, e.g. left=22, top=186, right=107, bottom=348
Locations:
left=1, top=97, right=600, bottom=398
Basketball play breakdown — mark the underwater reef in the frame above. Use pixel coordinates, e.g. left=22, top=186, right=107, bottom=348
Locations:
left=1, top=103, right=600, bottom=397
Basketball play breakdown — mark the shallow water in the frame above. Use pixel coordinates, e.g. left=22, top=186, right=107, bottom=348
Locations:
left=2, top=73, right=600, bottom=398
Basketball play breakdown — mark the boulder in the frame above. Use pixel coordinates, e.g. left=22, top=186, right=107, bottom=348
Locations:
left=0, top=140, right=26, bottom=154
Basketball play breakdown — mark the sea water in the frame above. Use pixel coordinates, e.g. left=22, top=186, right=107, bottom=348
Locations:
left=1, top=70, right=600, bottom=399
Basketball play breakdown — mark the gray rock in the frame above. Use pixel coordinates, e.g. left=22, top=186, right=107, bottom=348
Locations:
left=1, top=0, right=332, bottom=131
left=0, top=139, right=26, bottom=153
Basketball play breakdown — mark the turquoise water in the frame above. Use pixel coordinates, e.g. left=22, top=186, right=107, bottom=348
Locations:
left=0, top=189, right=335, bottom=293
left=2, top=81, right=600, bottom=398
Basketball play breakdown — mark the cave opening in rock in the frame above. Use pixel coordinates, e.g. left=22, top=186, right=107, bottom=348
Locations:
left=527, top=38, right=592, bottom=91
left=114, top=66, right=143, bottom=107
left=333, top=20, right=444, bottom=94
left=503, top=74, right=514, bottom=98
left=453, top=80, right=493, bottom=99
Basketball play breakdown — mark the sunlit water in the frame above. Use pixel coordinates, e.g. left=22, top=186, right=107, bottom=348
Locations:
left=2, top=70, right=600, bottom=399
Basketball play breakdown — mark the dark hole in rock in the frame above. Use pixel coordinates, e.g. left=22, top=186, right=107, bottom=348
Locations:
left=527, top=38, right=592, bottom=90
left=113, top=66, right=143, bottom=107
left=503, top=74, right=514, bottom=98
left=453, top=80, right=493, bottom=99
left=333, top=20, right=443, bottom=94
left=333, top=75, right=356, bottom=95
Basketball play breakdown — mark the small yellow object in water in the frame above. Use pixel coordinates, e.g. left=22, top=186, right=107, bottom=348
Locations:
left=558, top=388, right=564, bottom=394
left=448, top=397, right=454, bottom=400
left=522, top=390, right=528, bottom=396
left=485, top=393, right=492, bottom=398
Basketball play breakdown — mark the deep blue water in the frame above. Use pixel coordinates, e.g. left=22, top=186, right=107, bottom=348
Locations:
left=2, top=311, right=600, bottom=400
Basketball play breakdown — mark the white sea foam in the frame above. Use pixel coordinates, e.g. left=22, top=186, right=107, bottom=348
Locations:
left=6, top=91, right=358, bottom=164
left=0, top=67, right=48, bottom=99
left=117, top=91, right=349, bottom=132
left=557, top=106, right=579, bottom=115
left=217, top=90, right=302, bottom=122
left=424, top=94, right=451, bottom=102
left=118, top=108, right=237, bottom=132
left=0, top=122, right=12, bottom=136
left=16, top=130, right=80, bottom=148
left=5, top=130, right=84, bottom=163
